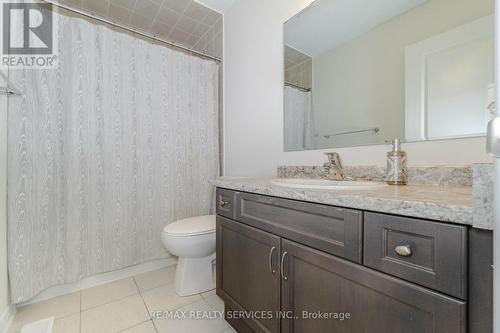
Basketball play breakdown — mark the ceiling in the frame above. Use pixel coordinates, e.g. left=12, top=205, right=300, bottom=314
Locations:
left=195, top=0, right=237, bottom=14
left=55, top=0, right=223, bottom=59
left=284, top=46, right=310, bottom=71
left=285, top=0, right=427, bottom=57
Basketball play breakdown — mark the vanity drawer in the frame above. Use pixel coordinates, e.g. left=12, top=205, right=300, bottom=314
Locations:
left=235, top=191, right=363, bottom=263
left=216, top=188, right=237, bottom=219
left=364, top=212, right=468, bottom=299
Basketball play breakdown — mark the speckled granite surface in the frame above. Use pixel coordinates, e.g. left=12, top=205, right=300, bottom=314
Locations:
left=473, top=164, right=494, bottom=230
left=213, top=177, right=474, bottom=226
left=277, top=165, right=473, bottom=186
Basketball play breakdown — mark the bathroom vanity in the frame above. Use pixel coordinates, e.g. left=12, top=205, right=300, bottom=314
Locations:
left=215, top=0, right=496, bottom=330
left=214, top=179, right=492, bottom=333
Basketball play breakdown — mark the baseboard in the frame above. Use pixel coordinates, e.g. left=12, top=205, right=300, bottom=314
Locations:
left=22, top=257, right=178, bottom=306
left=0, top=304, right=16, bottom=333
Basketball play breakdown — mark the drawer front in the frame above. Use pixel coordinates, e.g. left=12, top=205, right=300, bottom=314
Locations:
left=216, top=188, right=237, bottom=219
left=364, top=212, right=468, bottom=299
left=235, top=191, right=363, bottom=263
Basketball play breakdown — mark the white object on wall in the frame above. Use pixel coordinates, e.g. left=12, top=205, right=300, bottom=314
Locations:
left=7, top=12, right=220, bottom=304
left=405, top=15, right=494, bottom=141
left=19, top=317, right=54, bottom=333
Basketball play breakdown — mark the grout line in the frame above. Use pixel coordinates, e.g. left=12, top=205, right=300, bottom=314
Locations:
left=116, top=319, right=153, bottom=333
left=155, top=294, right=206, bottom=313
left=133, top=277, right=159, bottom=333
left=137, top=284, right=169, bottom=294
left=79, top=290, right=82, bottom=333
left=166, top=0, right=194, bottom=42
left=127, top=0, right=139, bottom=25
left=148, top=0, right=163, bottom=33
left=105, top=0, right=110, bottom=17
left=81, top=293, right=140, bottom=313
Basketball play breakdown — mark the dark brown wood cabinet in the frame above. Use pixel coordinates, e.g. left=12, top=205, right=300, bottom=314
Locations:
left=217, top=216, right=281, bottom=333
left=235, top=192, right=363, bottom=263
left=363, top=212, right=468, bottom=299
left=281, top=239, right=465, bottom=333
left=215, top=188, right=486, bottom=333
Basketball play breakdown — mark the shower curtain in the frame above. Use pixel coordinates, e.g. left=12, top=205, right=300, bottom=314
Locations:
left=284, top=85, right=315, bottom=150
left=7, top=13, right=219, bottom=303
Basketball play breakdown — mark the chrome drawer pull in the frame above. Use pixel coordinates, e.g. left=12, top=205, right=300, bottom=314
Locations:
left=280, top=252, right=288, bottom=281
left=268, top=246, right=276, bottom=275
left=395, top=245, right=412, bottom=257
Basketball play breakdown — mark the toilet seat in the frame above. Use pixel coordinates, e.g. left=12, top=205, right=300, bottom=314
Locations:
left=162, top=215, right=215, bottom=237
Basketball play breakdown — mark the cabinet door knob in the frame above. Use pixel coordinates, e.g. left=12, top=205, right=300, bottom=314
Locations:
left=268, top=246, right=276, bottom=275
left=280, top=252, right=288, bottom=281
left=219, top=200, right=228, bottom=208
left=395, top=245, right=412, bottom=257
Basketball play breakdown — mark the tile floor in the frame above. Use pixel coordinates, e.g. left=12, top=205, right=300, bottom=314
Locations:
left=8, top=266, right=234, bottom=333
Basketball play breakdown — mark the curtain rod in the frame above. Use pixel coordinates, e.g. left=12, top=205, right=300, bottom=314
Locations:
left=0, top=71, right=21, bottom=95
left=42, top=0, right=222, bottom=63
left=285, top=81, right=311, bottom=92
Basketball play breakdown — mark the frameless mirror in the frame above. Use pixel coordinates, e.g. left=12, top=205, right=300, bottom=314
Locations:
left=283, top=0, right=495, bottom=151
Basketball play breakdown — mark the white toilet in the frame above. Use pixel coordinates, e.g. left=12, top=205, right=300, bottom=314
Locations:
left=161, top=215, right=216, bottom=296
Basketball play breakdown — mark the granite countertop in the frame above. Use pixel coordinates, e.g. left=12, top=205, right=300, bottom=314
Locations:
left=213, top=177, right=474, bottom=226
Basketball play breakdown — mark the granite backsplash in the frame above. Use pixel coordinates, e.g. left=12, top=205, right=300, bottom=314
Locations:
left=277, top=165, right=473, bottom=187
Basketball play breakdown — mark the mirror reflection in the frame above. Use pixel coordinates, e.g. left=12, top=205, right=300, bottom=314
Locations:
left=283, top=0, right=495, bottom=151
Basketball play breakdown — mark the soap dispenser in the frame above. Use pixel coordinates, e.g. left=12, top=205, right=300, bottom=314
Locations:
left=386, top=138, right=408, bottom=185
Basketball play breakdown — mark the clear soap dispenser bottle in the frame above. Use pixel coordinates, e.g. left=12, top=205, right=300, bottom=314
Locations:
left=386, top=138, right=408, bottom=185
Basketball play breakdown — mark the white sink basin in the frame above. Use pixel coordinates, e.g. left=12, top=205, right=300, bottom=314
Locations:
left=270, top=178, right=386, bottom=190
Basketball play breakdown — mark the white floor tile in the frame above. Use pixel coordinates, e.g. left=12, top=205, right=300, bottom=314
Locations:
left=141, top=283, right=202, bottom=313
left=53, top=313, right=80, bottom=333
left=9, top=292, right=80, bottom=333
left=9, top=263, right=225, bottom=333
left=134, top=266, right=176, bottom=292
left=221, top=328, right=237, bottom=333
left=154, top=299, right=229, bottom=333
left=81, top=277, right=138, bottom=310
left=203, top=294, right=224, bottom=313
left=120, top=320, right=157, bottom=333
left=81, top=294, right=149, bottom=333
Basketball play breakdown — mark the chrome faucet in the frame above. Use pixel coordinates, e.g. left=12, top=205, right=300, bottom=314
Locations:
left=324, top=152, right=345, bottom=180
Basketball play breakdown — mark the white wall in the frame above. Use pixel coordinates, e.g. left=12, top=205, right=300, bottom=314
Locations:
left=223, top=0, right=494, bottom=177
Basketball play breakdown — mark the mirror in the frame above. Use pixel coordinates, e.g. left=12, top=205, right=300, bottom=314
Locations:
left=283, top=0, right=495, bottom=151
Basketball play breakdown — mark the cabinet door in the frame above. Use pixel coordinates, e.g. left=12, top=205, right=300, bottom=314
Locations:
left=216, top=216, right=281, bottom=333
left=281, top=239, right=466, bottom=333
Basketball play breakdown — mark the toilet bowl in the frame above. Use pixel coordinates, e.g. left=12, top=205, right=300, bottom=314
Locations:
left=161, top=215, right=216, bottom=296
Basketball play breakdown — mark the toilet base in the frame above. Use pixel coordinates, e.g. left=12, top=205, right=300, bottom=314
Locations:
left=174, top=253, right=216, bottom=296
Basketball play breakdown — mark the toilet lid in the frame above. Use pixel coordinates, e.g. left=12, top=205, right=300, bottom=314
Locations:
left=162, top=215, right=216, bottom=236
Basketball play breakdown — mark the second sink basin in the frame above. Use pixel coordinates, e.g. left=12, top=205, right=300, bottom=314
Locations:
left=270, top=178, right=386, bottom=190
